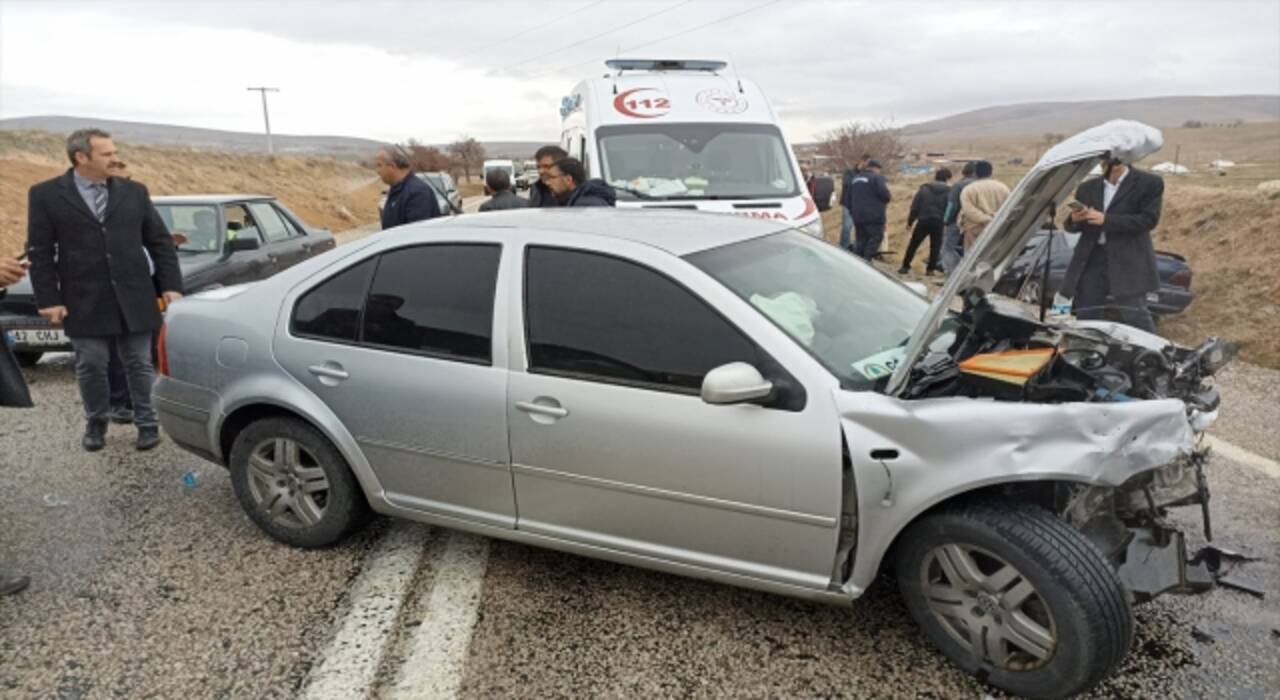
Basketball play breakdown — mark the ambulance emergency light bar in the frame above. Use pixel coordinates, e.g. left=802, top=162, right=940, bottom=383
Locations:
left=605, top=59, right=728, bottom=73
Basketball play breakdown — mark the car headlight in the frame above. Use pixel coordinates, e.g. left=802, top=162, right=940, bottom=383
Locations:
left=797, top=219, right=824, bottom=239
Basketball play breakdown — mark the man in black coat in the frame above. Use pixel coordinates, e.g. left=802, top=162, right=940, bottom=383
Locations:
left=899, top=167, right=951, bottom=275
left=546, top=158, right=617, bottom=207
left=1062, top=157, right=1163, bottom=333
left=377, top=146, right=442, bottom=229
left=0, top=255, right=32, bottom=596
left=527, top=145, right=567, bottom=208
left=27, top=129, right=183, bottom=451
left=845, top=159, right=892, bottom=261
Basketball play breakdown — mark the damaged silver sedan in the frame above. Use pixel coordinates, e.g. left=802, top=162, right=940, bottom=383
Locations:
left=155, top=120, right=1233, bottom=699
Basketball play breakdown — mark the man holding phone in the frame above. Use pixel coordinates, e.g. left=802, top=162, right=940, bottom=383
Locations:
left=1062, top=155, right=1164, bottom=333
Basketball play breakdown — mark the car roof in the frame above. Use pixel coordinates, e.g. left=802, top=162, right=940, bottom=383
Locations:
left=432, top=208, right=795, bottom=256
left=151, top=195, right=275, bottom=205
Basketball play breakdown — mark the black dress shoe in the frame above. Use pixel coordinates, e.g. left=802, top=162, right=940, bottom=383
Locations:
left=0, top=573, right=30, bottom=597
left=110, top=405, right=134, bottom=424
left=136, top=426, right=162, bottom=451
left=82, top=420, right=107, bottom=452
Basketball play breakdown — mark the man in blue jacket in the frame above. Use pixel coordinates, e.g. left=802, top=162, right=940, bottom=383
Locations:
left=376, top=146, right=441, bottom=229
left=844, top=159, right=892, bottom=260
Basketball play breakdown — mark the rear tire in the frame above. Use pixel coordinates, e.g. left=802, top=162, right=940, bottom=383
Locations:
left=895, top=500, right=1133, bottom=700
left=228, top=417, right=372, bottom=548
left=14, top=351, right=42, bottom=367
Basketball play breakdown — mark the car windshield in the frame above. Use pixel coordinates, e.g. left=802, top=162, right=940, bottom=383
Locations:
left=597, top=123, right=799, bottom=201
left=688, top=231, right=955, bottom=391
left=155, top=204, right=222, bottom=252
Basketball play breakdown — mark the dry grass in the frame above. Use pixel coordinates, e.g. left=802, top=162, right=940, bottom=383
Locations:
left=0, top=130, right=383, bottom=256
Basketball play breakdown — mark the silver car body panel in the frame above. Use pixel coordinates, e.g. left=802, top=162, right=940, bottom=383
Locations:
left=835, top=391, right=1195, bottom=593
left=885, top=120, right=1164, bottom=397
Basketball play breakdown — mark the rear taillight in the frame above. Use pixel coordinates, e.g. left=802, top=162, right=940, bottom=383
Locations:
left=1169, top=268, right=1192, bottom=289
left=156, top=324, right=169, bottom=376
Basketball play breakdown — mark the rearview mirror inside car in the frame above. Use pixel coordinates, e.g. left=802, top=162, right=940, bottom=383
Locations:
left=702, top=362, right=773, bottom=405
left=226, top=237, right=260, bottom=253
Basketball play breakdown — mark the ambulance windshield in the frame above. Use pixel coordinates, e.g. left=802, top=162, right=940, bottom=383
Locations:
left=597, top=123, right=800, bottom=201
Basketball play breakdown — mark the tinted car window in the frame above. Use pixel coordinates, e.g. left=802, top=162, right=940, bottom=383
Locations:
left=525, top=247, right=760, bottom=392
left=362, top=244, right=501, bottom=363
left=248, top=202, right=293, bottom=242
left=292, top=259, right=375, bottom=342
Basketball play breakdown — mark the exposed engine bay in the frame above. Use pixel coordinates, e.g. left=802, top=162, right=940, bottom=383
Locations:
left=896, top=286, right=1252, bottom=602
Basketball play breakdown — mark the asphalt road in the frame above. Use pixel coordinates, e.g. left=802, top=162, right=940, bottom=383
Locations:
left=2, top=246, right=1277, bottom=698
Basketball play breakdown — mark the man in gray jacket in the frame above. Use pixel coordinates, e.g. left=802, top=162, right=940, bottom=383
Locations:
left=478, top=169, right=528, bottom=212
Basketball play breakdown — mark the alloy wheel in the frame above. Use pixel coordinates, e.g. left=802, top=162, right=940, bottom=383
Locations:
left=246, top=437, right=331, bottom=529
left=920, top=543, right=1058, bottom=671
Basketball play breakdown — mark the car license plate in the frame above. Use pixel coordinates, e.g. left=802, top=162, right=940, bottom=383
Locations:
left=1146, top=292, right=1160, bottom=302
left=6, top=327, right=68, bottom=346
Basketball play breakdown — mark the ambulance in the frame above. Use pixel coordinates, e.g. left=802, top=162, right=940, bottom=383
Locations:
left=559, top=59, right=822, bottom=237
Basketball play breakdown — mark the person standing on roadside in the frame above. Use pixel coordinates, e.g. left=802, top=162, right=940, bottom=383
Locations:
left=838, top=154, right=869, bottom=251
left=0, top=255, right=32, bottom=596
left=104, top=159, right=139, bottom=425
left=376, top=146, right=441, bottom=229
left=545, top=158, right=617, bottom=207
left=846, top=158, right=892, bottom=260
left=899, top=167, right=951, bottom=275
left=527, top=145, right=568, bottom=208
left=958, top=160, right=1010, bottom=250
left=940, top=161, right=976, bottom=272
left=1061, top=156, right=1163, bottom=332
left=478, top=169, right=528, bottom=212
left=26, top=129, right=183, bottom=452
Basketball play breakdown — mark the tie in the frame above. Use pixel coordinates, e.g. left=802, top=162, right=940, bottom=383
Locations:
left=92, top=183, right=108, bottom=221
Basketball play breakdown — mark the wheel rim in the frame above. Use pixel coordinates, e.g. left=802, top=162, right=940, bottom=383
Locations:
left=1019, top=279, right=1042, bottom=304
left=245, top=437, right=330, bottom=529
left=920, top=543, right=1058, bottom=671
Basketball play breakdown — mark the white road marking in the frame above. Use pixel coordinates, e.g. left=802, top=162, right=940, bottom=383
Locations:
left=388, top=532, right=491, bottom=700
left=1206, top=434, right=1280, bottom=479
left=301, top=522, right=429, bottom=700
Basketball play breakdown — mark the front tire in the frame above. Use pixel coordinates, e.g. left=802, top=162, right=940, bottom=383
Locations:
left=14, top=351, right=42, bottom=367
left=228, top=417, right=372, bottom=548
left=895, top=500, right=1133, bottom=699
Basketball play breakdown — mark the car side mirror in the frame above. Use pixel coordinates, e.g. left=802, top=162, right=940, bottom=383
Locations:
left=227, top=237, right=260, bottom=253
left=701, top=362, right=774, bottom=405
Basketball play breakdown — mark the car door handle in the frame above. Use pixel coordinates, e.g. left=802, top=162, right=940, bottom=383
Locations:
left=308, top=364, right=349, bottom=380
left=515, top=401, right=569, bottom=418
left=267, top=253, right=279, bottom=263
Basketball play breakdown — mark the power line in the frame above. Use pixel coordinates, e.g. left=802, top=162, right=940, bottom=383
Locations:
left=529, top=0, right=782, bottom=79
left=502, top=0, right=694, bottom=71
left=452, top=0, right=609, bottom=60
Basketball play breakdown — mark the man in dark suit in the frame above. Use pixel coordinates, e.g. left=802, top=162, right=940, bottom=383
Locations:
left=376, top=146, right=441, bottom=229
left=1, top=255, right=33, bottom=596
left=26, top=129, right=183, bottom=451
left=1062, top=156, right=1163, bottom=333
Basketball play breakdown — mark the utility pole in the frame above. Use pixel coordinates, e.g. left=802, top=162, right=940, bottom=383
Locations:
left=246, top=86, right=280, bottom=154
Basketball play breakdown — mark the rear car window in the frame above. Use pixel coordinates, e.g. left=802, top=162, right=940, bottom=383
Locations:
left=291, top=259, right=375, bottom=342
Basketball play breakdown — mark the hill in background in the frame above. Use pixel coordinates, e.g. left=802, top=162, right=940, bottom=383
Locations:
left=0, top=116, right=546, bottom=161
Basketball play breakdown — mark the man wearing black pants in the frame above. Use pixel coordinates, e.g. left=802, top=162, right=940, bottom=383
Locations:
left=1062, top=156, right=1163, bottom=333
left=900, top=168, right=951, bottom=275
left=26, top=129, right=183, bottom=452
left=845, top=159, right=892, bottom=260
left=1, top=255, right=33, bottom=596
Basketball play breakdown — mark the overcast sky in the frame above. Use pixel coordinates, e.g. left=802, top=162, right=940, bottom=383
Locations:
left=1, top=0, right=1278, bottom=144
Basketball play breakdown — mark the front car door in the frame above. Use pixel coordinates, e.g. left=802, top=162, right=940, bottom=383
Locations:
left=506, top=238, right=844, bottom=590
left=274, top=241, right=516, bottom=528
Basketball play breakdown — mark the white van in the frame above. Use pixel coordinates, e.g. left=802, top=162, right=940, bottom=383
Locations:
left=559, top=59, right=821, bottom=237
left=482, top=159, right=516, bottom=185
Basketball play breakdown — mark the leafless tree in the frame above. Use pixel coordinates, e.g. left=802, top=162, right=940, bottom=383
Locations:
left=404, top=139, right=451, bottom=173
left=447, top=137, right=486, bottom=182
left=817, top=121, right=907, bottom=174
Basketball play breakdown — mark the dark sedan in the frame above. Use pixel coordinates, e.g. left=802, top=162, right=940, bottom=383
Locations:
left=0, top=195, right=334, bottom=365
left=992, top=229, right=1193, bottom=317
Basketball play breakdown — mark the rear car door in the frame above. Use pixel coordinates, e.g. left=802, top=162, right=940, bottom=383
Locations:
left=222, top=203, right=276, bottom=283
left=506, top=244, right=843, bottom=590
left=274, top=242, right=515, bottom=528
left=248, top=201, right=307, bottom=272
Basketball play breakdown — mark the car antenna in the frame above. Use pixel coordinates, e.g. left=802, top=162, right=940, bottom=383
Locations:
left=727, top=52, right=745, bottom=94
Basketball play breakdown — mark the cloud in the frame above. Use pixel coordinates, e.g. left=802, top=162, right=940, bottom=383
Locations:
left=2, top=0, right=1277, bottom=143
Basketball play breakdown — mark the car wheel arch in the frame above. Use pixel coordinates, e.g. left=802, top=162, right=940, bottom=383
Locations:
left=216, top=398, right=387, bottom=509
left=857, top=477, right=1094, bottom=587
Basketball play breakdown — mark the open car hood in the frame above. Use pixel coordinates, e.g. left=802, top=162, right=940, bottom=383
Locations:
left=885, top=119, right=1164, bottom=396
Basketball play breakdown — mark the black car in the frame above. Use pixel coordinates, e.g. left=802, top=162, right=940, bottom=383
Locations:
left=992, top=229, right=1193, bottom=317
left=0, top=195, right=335, bottom=365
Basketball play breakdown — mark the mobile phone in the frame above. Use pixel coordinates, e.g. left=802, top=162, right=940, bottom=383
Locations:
left=1066, top=200, right=1085, bottom=211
